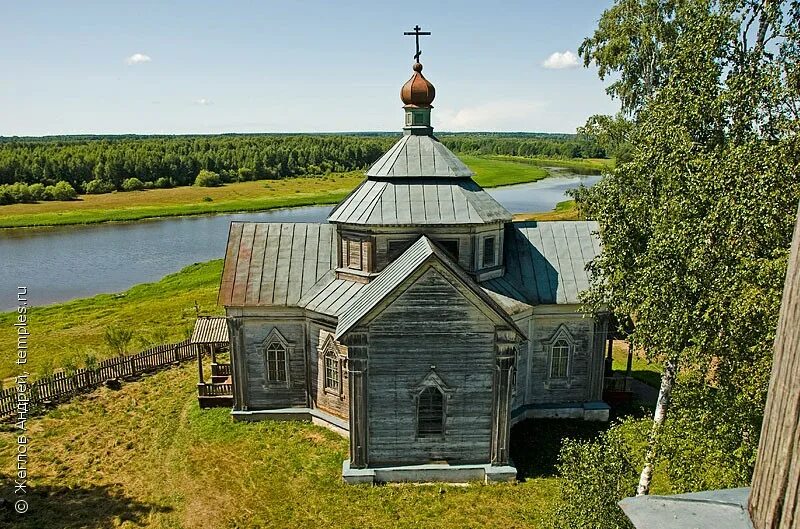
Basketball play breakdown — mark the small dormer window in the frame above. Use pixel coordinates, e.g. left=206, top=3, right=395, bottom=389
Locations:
left=482, top=236, right=496, bottom=268
left=341, top=236, right=370, bottom=271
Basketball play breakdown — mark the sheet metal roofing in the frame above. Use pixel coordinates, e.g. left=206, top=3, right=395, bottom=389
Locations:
left=365, top=134, right=474, bottom=178
left=335, top=236, right=524, bottom=339
left=327, top=178, right=512, bottom=226
left=218, top=222, right=337, bottom=307
left=190, top=316, right=229, bottom=344
left=482, top=221, right=601, bottom=306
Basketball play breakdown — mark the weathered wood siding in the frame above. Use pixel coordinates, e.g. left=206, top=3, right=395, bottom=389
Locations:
left=309, top=324, right=350, bottom=420
left=521, top=310, right=599, bottom=405
left=240, top=317, right=307, bottom=409
left=366, top=265, right=496, bottom=466
left=372, top=227, right=476, bottom=273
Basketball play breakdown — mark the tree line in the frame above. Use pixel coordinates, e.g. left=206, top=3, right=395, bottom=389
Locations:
left=0, top=133, right=604, bottom=205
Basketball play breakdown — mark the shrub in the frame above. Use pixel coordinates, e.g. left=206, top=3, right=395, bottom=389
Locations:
left=103, top=325, right=134, bottom=355
left=0, top=187, right=12, bottom=205
left=28, top=183, right=46, bottom=201
left=551, top=419, right=647, bottom=529
left=48, top=181, right=78, bottom=201
left=8, top=182, right=34, bottom=203
left=84, top=179, right=116, bottom=194
left=194, top=169, right=222, bottom=187
left=202, top=196, right=213, bottom=202
left=121, top=177, right=145, bottom=191
left=154, top=177, right=173, bottom=189
left=237, top=167, right=254, bottom=182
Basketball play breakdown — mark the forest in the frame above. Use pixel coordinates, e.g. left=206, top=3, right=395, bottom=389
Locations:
left=0, top=133, right=603, bottom=204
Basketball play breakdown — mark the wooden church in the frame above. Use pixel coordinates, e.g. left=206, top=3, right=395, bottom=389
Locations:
left=216, top=29, right=610, bottom=484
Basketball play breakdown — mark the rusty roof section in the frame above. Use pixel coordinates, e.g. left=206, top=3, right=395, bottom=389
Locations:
left=401, top=62, right=435, bottom=108
left=190, top=316, right=229, bottom=344
left=218, top=222, right=337, bottom=307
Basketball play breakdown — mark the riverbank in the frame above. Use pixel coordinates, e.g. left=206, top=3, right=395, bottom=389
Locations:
left=0, top=155, right=556, bottom=228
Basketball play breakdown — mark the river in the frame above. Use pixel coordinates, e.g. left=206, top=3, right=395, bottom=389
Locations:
left=0, top=172, right=600, bottom=310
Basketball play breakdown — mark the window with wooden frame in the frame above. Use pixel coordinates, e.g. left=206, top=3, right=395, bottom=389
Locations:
left=550, top=339, right=570, bottom=379
left=263, top=328, right=292, bottom=386
left=341, top=237, right=363, bottom=270
left=324, top=348, right=341, bottom=394
left=417, top=386, right=445, bottom=437
left=482, top=235, right=496, bottom=268
left=265, top=340, right=287, bottom=383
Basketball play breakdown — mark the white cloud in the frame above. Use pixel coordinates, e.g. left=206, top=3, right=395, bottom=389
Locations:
left=542, top=50, right=579, bottom=70
left=437, top=100, right=546, bottom=131
left=194, top=98, right=212, bottom=106
left=125, top=53, right=152, bottom=65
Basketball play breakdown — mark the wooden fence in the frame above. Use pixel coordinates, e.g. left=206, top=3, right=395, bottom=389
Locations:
left=0, top=340, right=197, bottom=421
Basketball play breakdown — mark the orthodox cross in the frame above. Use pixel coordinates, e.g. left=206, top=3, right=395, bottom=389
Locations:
left=403, top=25, right=431, bottom=63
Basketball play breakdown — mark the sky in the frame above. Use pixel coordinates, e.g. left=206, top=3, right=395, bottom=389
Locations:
left=0, top=0, right=619, bottom=136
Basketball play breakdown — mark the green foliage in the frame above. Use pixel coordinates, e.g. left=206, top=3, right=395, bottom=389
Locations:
left=28, top=182, right=46, bottom=200
left=47, top=181, right=78, bottom=200
left=576, top=0, right=799, bottom=497
left=552, top=419, right=648, bottom=529
left=237, top=167, right=254, bottom=181
left=103, top=325, right=134, bottom=356
left=121, top=177, right=145, bottom=191
left=194, top=169, right=222, bottom=187
left=153, top=176, right=173, bottom=188
left=83, top=179, right=116, bottom=194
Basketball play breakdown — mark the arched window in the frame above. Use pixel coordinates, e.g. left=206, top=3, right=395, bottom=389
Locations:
left=265, top=340, right=287, bottom=383
left=417, top=386, right=444, bottom=437
left=550, top=339, right=570, bottom=379
left=324, top=348, right=340, bottom=393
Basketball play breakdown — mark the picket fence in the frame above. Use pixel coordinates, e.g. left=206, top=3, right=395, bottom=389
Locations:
left=0, top=340, right=196, bottom=421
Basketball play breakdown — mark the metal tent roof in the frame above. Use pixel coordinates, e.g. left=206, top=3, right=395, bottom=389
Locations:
left=327, top=178, right=512, bottom=226
left=365, top=134, right=474, bottom=178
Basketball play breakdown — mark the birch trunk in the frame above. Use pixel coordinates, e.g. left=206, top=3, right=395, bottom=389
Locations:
left=636, top=355, right=678, bottom=496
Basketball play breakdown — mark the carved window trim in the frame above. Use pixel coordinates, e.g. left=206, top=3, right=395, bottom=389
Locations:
left=321, top=335, right=343, bottom=397
left=544, top=325, right=575, bottom=384
left=410, top=369, right=454, bottom=440
left=262, top=328, right=293, bottom=388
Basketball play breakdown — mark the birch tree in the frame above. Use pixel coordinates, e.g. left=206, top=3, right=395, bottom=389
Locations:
left=576, top=0, right=800, bottom=496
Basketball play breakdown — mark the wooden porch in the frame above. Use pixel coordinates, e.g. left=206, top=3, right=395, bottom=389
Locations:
left=191, top=316, right=234, bottom=408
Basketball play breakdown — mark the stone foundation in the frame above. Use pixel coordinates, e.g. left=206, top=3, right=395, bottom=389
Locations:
left=342, top=460, right=517, bottom=485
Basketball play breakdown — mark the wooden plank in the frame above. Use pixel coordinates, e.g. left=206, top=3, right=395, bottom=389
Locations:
left=749, top=206, right=800, bottom=529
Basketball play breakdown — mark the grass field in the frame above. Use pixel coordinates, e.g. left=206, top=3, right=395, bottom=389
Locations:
left=611, top=341, right=663, bottom=388
left=483, top=155, right=613, bottom=175
left=0, top=261, right=223, bottom=382
left=514, top=200, right=581, bottom=222
left=0, top=362, right=594, bottom=529
left=0, top=156, right=556, bottom=228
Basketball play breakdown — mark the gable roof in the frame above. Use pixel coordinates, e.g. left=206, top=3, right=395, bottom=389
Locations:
left=218, top=222, right=337, bottom=307
left=366, top=134, right=474, bottom=178
left=327, top=178, right=512, bottom=226
left=335, top=236, right=525, bottom=339
left=482, top=221, right=601, bottom=306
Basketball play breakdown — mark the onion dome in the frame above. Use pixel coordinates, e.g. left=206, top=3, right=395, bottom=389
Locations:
left=400, top=63, right=436, bottom=108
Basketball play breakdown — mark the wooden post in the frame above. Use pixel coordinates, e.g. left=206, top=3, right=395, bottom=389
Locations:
left=491, top=327, right=517, bottom=466
left=749, top=204, right=800, bottom=529
left=605, top=335, right=614, bottom=376
left=625, top=340, right=634, bottom=392
left=196, top=344, right=204, bottom=385
left=344, top=329, right=369, bottom=469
